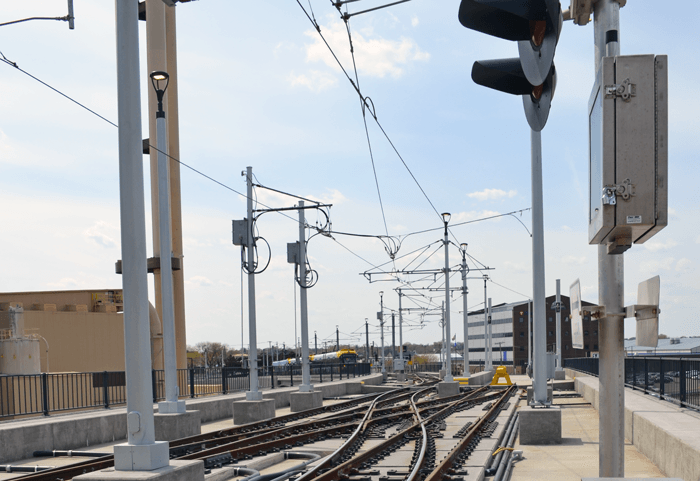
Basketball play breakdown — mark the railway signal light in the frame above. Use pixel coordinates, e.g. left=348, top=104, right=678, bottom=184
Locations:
left=458, top=0, right=562, bottom=131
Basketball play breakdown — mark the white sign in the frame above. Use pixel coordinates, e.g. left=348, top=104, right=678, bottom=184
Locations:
left=636, top=275, right=660, bottom=348
left=570, top=279, right=584, bottom=350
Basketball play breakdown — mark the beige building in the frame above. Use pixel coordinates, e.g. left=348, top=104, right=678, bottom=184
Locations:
left=0, top=289, right=165, bottom=373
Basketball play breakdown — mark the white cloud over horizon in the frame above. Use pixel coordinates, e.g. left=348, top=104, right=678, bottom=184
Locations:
left=467, top=188, right=517, bottom=201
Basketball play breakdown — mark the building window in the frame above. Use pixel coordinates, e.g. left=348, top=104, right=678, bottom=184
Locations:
left=584, top=316, right=590, bottom=321
left=520, top=346, right=524, bottom=351
left=565, top=345, right=569, bottom=350
left=520, top=332, right=525, bottom=337
left=520, top=317, right=524, bottom=323
left=585, top=344, right=589, bottom=350
left=565, top=331, right=569, bottom=336
left=548, top=331, right=554, bottom=336
left=594, top=330, right=598, bottom=336
left=594, top=344, right=598, bottom=350
left=549, top=317, right=553, bottom=322
left=584, top=330, right=589, bottom=336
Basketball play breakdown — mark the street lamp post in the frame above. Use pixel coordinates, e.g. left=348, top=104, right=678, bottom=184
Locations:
left=150, top=70, right=184, bottom=415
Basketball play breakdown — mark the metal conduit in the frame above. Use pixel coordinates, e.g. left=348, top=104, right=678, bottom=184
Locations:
left=1, top=465, right=54, bottom=473
left=33, top=450, right=110, bottom=458
left=494, top=417, right=520, bottom=481
left=485, top=400, right=519, bottom=475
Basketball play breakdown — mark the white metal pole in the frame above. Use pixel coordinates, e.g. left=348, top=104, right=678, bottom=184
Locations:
left=156, top=101, right=182, bottom=412
left=298, top=201, right=312, bottom=392
left=461, top=252, right=469, bottom=376
left=555, top=279, right=563, bottom=371
left=443, top=226, right=453, bottom=382
left=594, top=0, right=624, bottom=475
left=487, top=298, right=493, bottom=370
left=398, top=290, right=404, bottom=373
left=245, top=166, right=262, bottom=401
left=114, top=0, right=166, bottom=470
left=531, top=128, right=547, bottom=405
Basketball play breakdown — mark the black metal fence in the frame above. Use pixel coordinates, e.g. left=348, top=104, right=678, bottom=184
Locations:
left=1, top=363, right=371, bottom=420
left=271, top=362, right=371, bottom=387
left=564, top=357, right=700, bottom=411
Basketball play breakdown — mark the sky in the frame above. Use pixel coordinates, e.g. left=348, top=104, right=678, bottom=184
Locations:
left=1, top=0, right=698, bottom=353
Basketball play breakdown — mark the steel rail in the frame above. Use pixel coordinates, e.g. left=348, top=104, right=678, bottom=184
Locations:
left=424, top=384, right=517, bottom=481
left=406, top=388, right=429, bottom=481
left=295, top=389, right=405, bottom=481
left=308, top=390, right=504, bottom=481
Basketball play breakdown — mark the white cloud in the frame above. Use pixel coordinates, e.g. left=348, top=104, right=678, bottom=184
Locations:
left=83, top=221, right=117, bottom=249
left=287, top=70, right=338, bottom=92
left=676, top=258, right=692, bottom=271
left=411, top=16, right=419, bottom=27
left=560, top=255, right=587, bottom=266
left=639, top=257, right=675, bottom=274
left=47, top=278, right=80, bottom=289
left=467, top=188, right=517, bottom=201
left=303, top=20, right=429, bottom=79
left=452, top=210, right=502, bottom=223
left=503, top=261, right=528, bottom=273
left=187, top=276, right=213, bottom=287
left=643, top=239, right=678, bottom=252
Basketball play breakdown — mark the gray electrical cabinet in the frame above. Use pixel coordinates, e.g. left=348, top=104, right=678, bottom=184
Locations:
left=588, top=54, right=668, bottom=254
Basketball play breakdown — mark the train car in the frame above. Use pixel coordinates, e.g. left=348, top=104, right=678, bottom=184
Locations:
left=272, top=358, right=298, bottom=368
left=310, top=349, right=359, bottom=365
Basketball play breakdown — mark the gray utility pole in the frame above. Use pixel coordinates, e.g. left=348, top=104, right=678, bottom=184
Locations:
left=391, top=313, right=396, bottom=360
left=397, top=291, right=404, bottom=374
left=595, top=0, right=624, bottom=476
left=531, top=128, right=548, bottom=406
left=113, top=0, right=167, bottom=470
left=336, top=325, right=340, bottom=351
left=314, top=331, right=317, bottom=355
left=245, top=167, right=262, bottom=401
left=151, top=71, right=184, bottom=415
left=486, top=298, right=493, bottom=370
left=297, top=201, right=312, bottom=392
left=555, top=280, right=563, bottom=371
left=379, top=292, right=385, bottom=376
left=441, top=302, right=446, bottom=368
left=483, top=275, right=491, bottom=371
left=365, top=319, right=369, bottom=363
left=442, top=213, right=453, bottom=382
left=460, top=245, right=469, bottom=376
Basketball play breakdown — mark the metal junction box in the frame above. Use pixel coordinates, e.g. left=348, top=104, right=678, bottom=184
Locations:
left=588, top=54, right=668, bottom=254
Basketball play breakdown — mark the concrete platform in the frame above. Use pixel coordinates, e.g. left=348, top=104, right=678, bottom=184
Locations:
left=437, top=381, right=460, bottom=398
left=554, top=370, right=566, bottom=380
left=74, top=460, right=204, bottom=481
left=154, top=410, right=201, bottom=442
left=113, top=441, right=169, bottom=471
left=567, top=369, right=700, bottom=481
left=511, top=393, right=666, bottom=480
left=519, top=406, right=561, bottom=445
left=289, top=391, right=323, bottom=412
left=232, top=399, right=275, bottom=425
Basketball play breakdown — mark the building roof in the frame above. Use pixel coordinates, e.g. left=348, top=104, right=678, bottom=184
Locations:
left=624, top=337, right=700, bottom=352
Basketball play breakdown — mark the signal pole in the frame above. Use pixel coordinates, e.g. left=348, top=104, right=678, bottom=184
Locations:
left=397, top=291, right=405, bottom=381
left=442, top=213, right=453, bottom=382
left=594, top=0, right=624, bottom=476
left=244, top=167, right=261, bottom=401
left=365, top=319, right=369, bottom=363
left=483, top=275, right=491, bottom=370
left=298, top=201, right=312, bottom=392
left=531, top=128, right=548, bottom=406
left=336, top=325, right=340, bottom=351
left=379, top=292, right=386, bottom=379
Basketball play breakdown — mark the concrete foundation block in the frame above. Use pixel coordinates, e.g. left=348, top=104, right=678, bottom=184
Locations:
left=437, top=381, right=460, bottom=398
left=439, top=369, right=446, bottom=378
left=526, top=386, right=553, bottom=405
left=554, top=370, right=566, bottom=380
left=154, top=410, right=201, bottom=442
left=519, top=406, right=561, bottom=445
left=397, top=372, right=406, bottom=382
left=74, top=460, right=204, bottom=481
left=468, top=370, right=495, bottom=386
left=290, top=391, right=323, bottom=412
left=232, top=399, right=275, bottom=425
left=113, top=441, right=169, bottom=471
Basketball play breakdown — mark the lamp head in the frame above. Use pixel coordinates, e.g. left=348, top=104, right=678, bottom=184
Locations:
left=149, top=71, right=169, bottom=117
left=441, top=212, right=451, bottom=224
left=460, top=243, right=468, bottom=251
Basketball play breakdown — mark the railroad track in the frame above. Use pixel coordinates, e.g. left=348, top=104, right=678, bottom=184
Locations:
left=14, top=377, right=515, bottom=481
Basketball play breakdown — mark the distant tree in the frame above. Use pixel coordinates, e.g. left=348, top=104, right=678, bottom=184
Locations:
left=658, top=333, right=669, bottom=339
